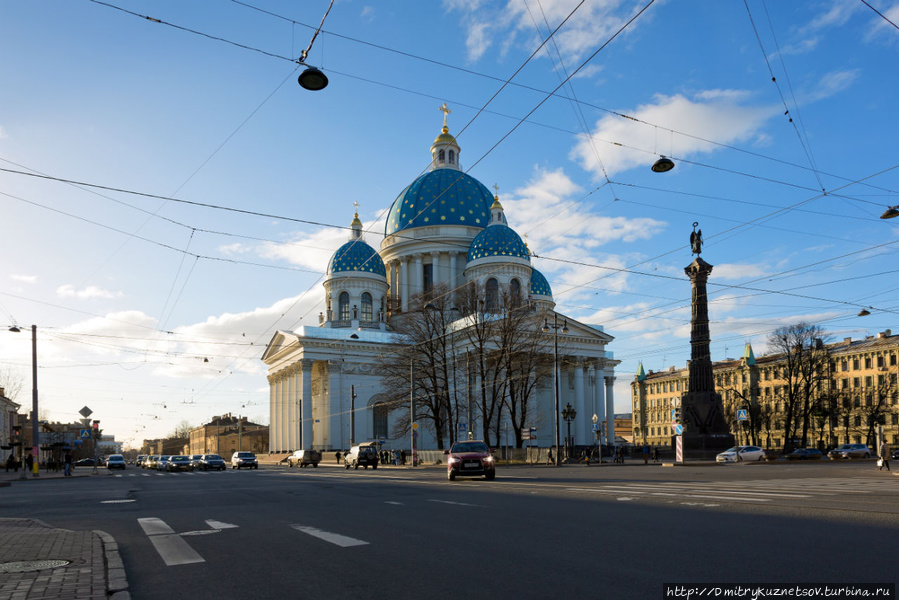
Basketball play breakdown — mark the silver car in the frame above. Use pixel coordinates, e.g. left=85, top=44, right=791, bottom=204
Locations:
left=716, top=445, right=765, bottom=463
left=827, top=443, right=872, bottom=459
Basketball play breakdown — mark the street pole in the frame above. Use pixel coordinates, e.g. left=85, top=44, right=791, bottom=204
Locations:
left=410, top=358, right=416, bottom=467
left=466, top=351, right=472, bottom=441
left=350, top=384, right=356, bottom=446
left=31, top=325, right=39, bottom=477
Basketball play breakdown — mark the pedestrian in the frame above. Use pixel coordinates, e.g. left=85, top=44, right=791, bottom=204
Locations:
left=335, top=450, right=341, bottom=464
left=64, top=451, right=73, bottom=476
left=5, top=454, right=13, bottom=472
left=400, top=449, right=406, bottom=465
left=642, top=444, right=649, bottom=465
left=652, top=447, right=659, bottom=463
left=547, top=448, right=554, bottom=465
left=24, top=453, right=33, bottom=473
left=879, top=440, right=891, bottom=472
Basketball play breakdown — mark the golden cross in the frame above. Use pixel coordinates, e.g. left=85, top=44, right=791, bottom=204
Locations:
left=439, top=102, right=451, bottom=128
left=492, top=183, right=500, bottom=196
left=353, top=201, right=360, bottom=214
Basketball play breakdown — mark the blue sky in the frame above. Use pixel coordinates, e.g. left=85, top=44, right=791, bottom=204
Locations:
left=1, top=0, right=898, bottom=448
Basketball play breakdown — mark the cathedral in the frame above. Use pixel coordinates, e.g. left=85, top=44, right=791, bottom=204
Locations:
left=262, top=107, right=619, bottom=454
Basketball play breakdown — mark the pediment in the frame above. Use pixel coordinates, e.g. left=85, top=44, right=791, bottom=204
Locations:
left=261, top=330, right=301, bottom=363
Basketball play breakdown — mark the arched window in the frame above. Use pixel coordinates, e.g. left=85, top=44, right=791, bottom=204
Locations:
left=361, top=292, right=373, bottom=321
left=448, top=149, right=455, bottom=164
left=485, top=278, right=499, bottom=312
left=372, top=402, right=388, bottom=439
left=438, top=149, right=446, bottom=162
left=339, top=292, right=350, bottom=321
left=510, top=278, right=521, bottom=307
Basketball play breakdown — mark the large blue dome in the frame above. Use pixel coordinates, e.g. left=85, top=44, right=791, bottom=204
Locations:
left=529, top=268, right=552, bottom=297
left=327, top=240, right=386, bottom=277
left=385, top=169, right=503, bottom=236
left=467, top=224, right=530, bottom=263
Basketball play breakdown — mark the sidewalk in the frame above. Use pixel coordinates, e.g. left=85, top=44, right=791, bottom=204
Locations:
left=0, top=470, right=129, bottom=600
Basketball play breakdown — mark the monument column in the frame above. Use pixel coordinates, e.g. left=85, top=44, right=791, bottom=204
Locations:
left=681, top=223, right=734, bottom=457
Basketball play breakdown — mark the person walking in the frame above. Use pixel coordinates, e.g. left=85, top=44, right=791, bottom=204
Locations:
left=642, top=444, right=650, bottom=465
left=879, top=440, right=891, bottom=472
left=335, top=450, right=341, bottom=465
left=64, top=450, right=73, bottom=476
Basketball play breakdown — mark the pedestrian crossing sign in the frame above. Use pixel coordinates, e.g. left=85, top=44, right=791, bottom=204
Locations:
left=736, top=409, right=748, bottom=421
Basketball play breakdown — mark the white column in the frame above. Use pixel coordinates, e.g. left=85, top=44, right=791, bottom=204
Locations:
left=268, top=375, right=276, bottom=453
left=301, top=359, right=314, bottom=449
left=275, top=373, right=284, bottom=452
left=401, top=259, right=409, bottom=313
left=391, top=262, right=399, bottom=310
left=449, top=252, right=457, bottom=288
left=414, top=254, right=423, bottom=299
left=574, top=359, right=585, bottom=446
left=431, top=251, right=441, bottom=287
left=329, top=361, right=342, bottom=451
left=605, top=376, right=616, bottom=446
left=290, top=366, right=300, bottom=451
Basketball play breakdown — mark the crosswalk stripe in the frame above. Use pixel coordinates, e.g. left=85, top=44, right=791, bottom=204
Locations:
left=290, top=524, right=369, bottom=547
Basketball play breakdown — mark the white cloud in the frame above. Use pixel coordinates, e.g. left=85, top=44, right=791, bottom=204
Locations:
left=804, top=69, right=859, bottom=102
left=801, top=0, right=860, bottom=34
left=10, top=274, right=37, bottom=284
left=571, top=91, right=777, bottom=177
left=360, top=6, right=375, bottom=21
left=56, top=284, right=123, bottom=300
left=711, top=263, right=770, bottom=280
left=445, top=0, right=645, bottom=64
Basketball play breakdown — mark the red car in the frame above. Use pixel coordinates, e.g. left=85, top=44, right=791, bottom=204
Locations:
left=445, top=440, right=496, bottom=481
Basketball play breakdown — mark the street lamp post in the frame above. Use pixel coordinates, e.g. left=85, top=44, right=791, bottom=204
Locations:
left=542, top=315, right=568, bottom=466
left=562, top=402, right=577, bottom=459
left=8, top=325, right=39, bottom=477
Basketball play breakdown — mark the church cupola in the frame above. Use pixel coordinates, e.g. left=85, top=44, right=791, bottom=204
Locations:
left=350, top=211, right=363, bottom=240
left=489, top=192, right=504, bottom=225
left=431, top=103, right=461, bottom=171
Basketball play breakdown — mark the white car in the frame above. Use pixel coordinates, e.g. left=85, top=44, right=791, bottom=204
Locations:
left=105, top=454, right=126, bottom=469
left=716, top=445, right=765, bottom=463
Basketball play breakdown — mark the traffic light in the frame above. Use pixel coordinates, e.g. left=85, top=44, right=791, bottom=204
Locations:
left=674, top=407, right=682, bottom=425
left=12, top=425, right=21, bottom=446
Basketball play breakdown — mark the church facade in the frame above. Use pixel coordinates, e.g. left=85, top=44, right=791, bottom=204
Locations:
left=262, top=109, right=619, bottom=454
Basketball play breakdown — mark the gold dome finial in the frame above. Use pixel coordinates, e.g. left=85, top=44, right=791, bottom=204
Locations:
left=491, top=183, right=503, bottom=210
left=439, top=102, right=452, bottom=131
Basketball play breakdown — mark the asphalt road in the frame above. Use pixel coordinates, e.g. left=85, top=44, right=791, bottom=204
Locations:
left=1, top=460, right=896, bottom=599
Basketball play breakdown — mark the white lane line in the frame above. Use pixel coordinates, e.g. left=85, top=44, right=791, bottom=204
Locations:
left=101, top=499, right=136, bottom=504
left=384, top=501, right=404, bottom=505
left=427, top=499, right=485, bottom=507
left=650, top=492, right=771, bottom=502
left=138, top=517, right=205, bottom=566
left=616, top=484, right=808, bottom=498
left=290, top=525, right=369, bottom=547
left=206, top=520, right=239, bottom=530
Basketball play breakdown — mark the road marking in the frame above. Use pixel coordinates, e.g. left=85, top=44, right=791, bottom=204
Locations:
left=138, top=518, right=205, bottom=566
left=206, top=520, right=239, bottom=530
left=290, top=525, right=369, bottom=547
left=101, top=499, right=135, bottom=504
left=384, top=501, right=404, bottom=505
left=428, top=499, right=484, bottom=507
left=617, top=497, right=635, bottom=501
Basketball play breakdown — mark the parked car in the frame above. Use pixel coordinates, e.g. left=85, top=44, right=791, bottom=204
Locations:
left=715, top=445, right=765, bottom=463
left=198, top=454, right=226, bottom=471
left=445, top=440, right=496, bottom=481
left=785, top=448, right=825, bottom=460
left=105, top=454, right=127, bottom=469
left=144, top=455, right=159, bottom=469
left=166, top=455, right=193, bottom=472
left=287, top=449, right=321, bottom=468
left=156, top=455, right=172, bottom=471
left=827, top=443, right=872, bottom=459
left=892, top=449, right=899, bottom=461
left=74, top=458, right=95, bottom=467
left=344, top=444, right=379, bottom=470
left=189, top=454, right=204, bottom=470
left=231, top=451, right=258, bottom=469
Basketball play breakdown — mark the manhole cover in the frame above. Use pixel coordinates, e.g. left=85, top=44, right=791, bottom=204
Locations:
left=0, top=560, right=71, bottom=573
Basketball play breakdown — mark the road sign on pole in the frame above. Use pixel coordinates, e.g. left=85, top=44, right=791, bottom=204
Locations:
left=736, top=409, right=748, bottom=421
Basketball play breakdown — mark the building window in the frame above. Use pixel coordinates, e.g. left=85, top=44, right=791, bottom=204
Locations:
left=510, top=278, right=521, bottom=306
left=865, top=357, right=872, bottom=369
left=854, top=416, right=861, bottom=427
left=853, top=358, right=859, bottom=370
left=891, top=354, right=896, bottom=366
left=438, top=149, right=445, bottom=163
left=865, top=376, right=872, bottom=388
left=841, top=361, right=848, bottom=372
left=361, top=293, right=373, bottom=321
left=853, top=378, right=860, bottom=388
left=841, top=379, right=849, bottom=389
left=485, top=278, right=499, bottom=311
left=423, top=264, right=433, bottom=293
left=339, top=292, right=350, bottom=321
left=372, top=402, right=388, bottom=439
left=448, top=149, right=455, bottom=164
left=877, top=356, right=884, bottom=368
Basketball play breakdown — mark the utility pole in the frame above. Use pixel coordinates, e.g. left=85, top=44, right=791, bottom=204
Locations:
left=350, top=385, right=357, bottom=446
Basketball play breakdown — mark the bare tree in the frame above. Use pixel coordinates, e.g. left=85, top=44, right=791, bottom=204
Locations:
left=377, top=285, right=457, bottom=449
left=767, top=323, right=831, bottom=452
left=0, top=366, right=24, bottom=401
left=168, top=420, right=194, bottom=439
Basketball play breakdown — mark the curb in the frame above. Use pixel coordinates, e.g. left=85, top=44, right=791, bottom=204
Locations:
left=94, top=530, right=131, bottom=600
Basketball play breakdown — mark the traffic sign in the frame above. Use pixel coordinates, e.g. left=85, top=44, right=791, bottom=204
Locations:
left=80, top=429, right=91, bottom=439
left=736, top=409, right=748, bottom=421
left=458, top=422, right=467, bottom=433
left=673, top=424, right=684, bottom=435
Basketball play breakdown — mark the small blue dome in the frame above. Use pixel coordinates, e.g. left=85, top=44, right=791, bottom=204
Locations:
left=385, top=169, right=504, bottom=235
left=467, top=224, right=530, bottom=263
left=529, top=268, right=552, bottom=297
left=327, top=240, right=386, bottom=277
